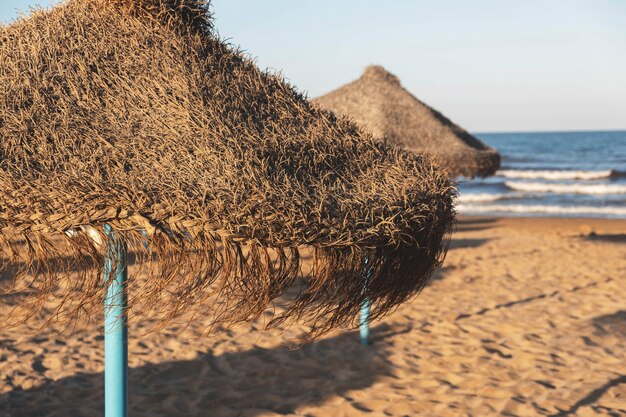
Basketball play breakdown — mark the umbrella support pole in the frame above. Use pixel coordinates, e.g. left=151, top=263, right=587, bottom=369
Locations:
left=359, top=255, right=372, bottom=345
left=359, top=297, right=371, bottom=345
left=104, top=224, right=128, bottom=417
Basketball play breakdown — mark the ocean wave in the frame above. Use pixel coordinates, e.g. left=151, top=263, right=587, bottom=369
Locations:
left=459, top=192, right=531, bottom=203
left=459, top=204, right=626, bottom=217
left=459, top=193, right=503, bottom=203
left=505, top=181, right=626, bottom=195
left=497, top=169, right=615, bottom=180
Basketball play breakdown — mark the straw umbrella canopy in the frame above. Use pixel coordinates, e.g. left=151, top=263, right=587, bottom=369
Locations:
left=315, top=66, right=501, bottom=178
left=0, top=1, right=456, bottom=337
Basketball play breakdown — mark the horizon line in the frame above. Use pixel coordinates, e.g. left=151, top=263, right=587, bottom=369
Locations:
left=473, top=128, right=626, bottom=135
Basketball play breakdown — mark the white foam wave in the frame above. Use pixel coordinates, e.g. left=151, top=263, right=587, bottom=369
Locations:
left=505, top=181, right=626, bottom=195
left=459, top=204, right=626, bottom=217
left=459, top=193, right=503, bottom=203
left=498, top=169, right=612, bottom=180
left=459, top=192, right=532, bottom=203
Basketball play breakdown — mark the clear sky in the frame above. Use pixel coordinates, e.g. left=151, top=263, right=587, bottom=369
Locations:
left=2, top=0, right=625, bottom=132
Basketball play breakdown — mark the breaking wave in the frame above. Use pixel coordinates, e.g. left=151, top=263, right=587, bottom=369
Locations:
left=505, top=181, right=626, bottom=195
left=459, top=192, right=531, bottom=203
left=497, top=169, right=624, bottom=180
left=459, top=204, right=626, bottom=217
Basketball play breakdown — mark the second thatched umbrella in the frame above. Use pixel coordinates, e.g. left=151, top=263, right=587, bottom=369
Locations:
left=315, top=65, right=501, bottom=178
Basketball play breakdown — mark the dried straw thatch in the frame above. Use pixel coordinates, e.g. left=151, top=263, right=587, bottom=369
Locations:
left=315, top=66, right=501, bottom=178
left=0, top=1, right=456, bottom=337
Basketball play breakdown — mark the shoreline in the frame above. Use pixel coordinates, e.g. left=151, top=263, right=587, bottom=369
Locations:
left=458, top=214, right=626, bottom=231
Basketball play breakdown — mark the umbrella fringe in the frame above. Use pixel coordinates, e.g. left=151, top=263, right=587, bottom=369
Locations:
left=0, top=216, right=453, bottom=338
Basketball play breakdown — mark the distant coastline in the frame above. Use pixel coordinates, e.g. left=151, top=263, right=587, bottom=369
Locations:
left=473, top=128, right=626, bottom=135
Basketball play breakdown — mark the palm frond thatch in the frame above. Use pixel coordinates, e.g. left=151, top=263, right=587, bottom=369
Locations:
left=0, top=1, right=456, bottom=337
left=315, top=65, right=500, bottom=178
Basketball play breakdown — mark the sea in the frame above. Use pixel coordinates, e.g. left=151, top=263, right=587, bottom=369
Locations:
left=458, top=130, right=626, bottom=219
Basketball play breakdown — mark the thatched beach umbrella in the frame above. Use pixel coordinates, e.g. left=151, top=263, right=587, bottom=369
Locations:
left=316, top=65, right=497, bottom=341
left=315, top=65, right=501, bottom=178
left=0, top=1, right=455, bottom=415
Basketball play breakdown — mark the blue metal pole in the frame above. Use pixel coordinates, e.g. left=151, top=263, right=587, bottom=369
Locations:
left=359, top=255, right=372, bottom=345
left=359, top=297, right=371, bottom=345
left=103, top=224, right=128, bottom=417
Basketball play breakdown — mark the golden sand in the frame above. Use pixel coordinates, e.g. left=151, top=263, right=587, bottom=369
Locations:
left=1, top=216, right=625, bottom=416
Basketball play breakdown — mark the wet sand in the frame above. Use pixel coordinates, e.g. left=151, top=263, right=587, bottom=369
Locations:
left=1, top=216, right=625, bottom=416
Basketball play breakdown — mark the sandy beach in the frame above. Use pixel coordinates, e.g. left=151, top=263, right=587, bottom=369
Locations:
left=1, top=216, right=625, bottom=417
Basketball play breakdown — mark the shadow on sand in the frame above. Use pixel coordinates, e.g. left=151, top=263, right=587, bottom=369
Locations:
left=449, top=238, right=491, bottom=250
left=548, top=374, right=626, bottom=417
left=456, top=217, right=497, bottom=229
left=546, top=311, right=626, bottom=416
left=458, top=217, right=497, bottom=224
left=582, top=233, right=626, bottom=244
left=1, top=324, right=397, bottom=417
left=449, top=217, right=497, bottom=249
left=592, top=310, right=626, bottom=338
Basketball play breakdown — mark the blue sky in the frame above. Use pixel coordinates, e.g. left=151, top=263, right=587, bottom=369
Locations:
left=2, top=0, right=625, bottom=132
